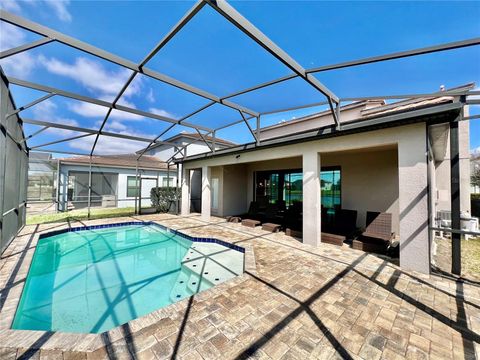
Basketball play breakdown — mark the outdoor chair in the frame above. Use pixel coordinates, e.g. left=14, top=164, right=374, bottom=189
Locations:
left=284, top=201, right=303, bottom=238
left=321, top=209, right=358, bottom=246
left=262, top=203, right=284, bottom=223
left=234, top=201, right=263, bottom=222
left=352, top=211, right=395, bottom=254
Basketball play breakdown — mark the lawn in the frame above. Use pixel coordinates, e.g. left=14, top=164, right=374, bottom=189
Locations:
left=462, top=236, right=480, bottom=280
left=26, top=207, right=137, bottom=225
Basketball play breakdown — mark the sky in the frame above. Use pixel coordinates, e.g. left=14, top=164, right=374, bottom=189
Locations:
left=0, top=0, right=479, bottom=157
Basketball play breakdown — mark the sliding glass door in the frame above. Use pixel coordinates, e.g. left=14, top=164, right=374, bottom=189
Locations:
left=255, top=167, right=341, bottom=210
left=320, top=167, right=341, bottom=212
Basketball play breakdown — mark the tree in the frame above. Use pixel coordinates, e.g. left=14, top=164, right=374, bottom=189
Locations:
left=472, top=166, right=480, bottom=188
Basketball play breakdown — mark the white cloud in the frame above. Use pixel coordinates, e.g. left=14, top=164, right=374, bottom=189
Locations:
left=45, top=0, right=72, bottom=23
left=0, top=0, right=72, bottom=22
left=39, top=56, right=135, bottom=97
left=69, top=135, right=147, bottom=155
left=31, top=99, right=81, bottom=136
left=68, top=102, right=147, bottom=122
left=149, top=107, right=174, bottom=119
left=0, top=23, right=37, bottom=77
left=146, top=88, right=155, bottom=103
left=0, top=0, right=21, bottom=13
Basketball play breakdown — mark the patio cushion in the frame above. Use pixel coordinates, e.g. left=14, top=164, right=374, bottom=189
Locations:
left=321, top=232, right=345, bottom=246
left=242, top=219, right=261, bottom=228
left=262, top=223, right=281, bottom=232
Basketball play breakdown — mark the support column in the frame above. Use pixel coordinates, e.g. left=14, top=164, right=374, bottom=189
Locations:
left=302, top=151, right=321, bottom=247
left=181, top=167, right=190, bottom=216
left=450, top=119, right=461, bottom=275
left=398, top=124, right=429, bottom=274
left=201, top=165, right=211, bottom=221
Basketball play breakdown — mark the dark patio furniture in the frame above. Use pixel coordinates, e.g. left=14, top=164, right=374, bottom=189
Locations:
left=321, top=232, right=346, bottom=246
left=285, top=201, right=303, bottom=237
left=320, top=209, right=358, bottom=246
left=262, top=223, right=282, bottom=233
left=262, top=203, right=285, bottom=224
left=242, top=219, right=261, bottom=228
left=236, top=201, right=263, bottom=221
left=352, top=211, right=394, bottom=254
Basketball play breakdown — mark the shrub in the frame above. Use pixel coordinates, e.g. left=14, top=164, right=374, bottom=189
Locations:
left=150, top=187, right=181, bottom=213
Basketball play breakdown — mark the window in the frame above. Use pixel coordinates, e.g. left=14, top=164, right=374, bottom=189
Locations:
left=321, top=167, right=341, bottom=211
left=127, top=176, right=139, bottom=197
left=162, top=177, right=175, bottom=187
left=283, top=172, right=302, bottom=208
left=255, top=169, right=302, bottom=208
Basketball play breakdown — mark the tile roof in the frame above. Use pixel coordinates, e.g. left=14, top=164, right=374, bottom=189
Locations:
left=59, top=154, right=175, bottom=170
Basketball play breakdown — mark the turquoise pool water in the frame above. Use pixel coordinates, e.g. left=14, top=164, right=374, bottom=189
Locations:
left=12, top=224, right=243, bottom=334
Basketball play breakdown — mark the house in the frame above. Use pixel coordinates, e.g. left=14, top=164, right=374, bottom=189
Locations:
left=27, top=152, right=57, bottom=203
left=57, top=154, right=177, bottom=211
left=138, top=132, right=236, bottom=213
left=177, top=84, right=474, bottom=274
left=139, top=131, right=236, bottom=161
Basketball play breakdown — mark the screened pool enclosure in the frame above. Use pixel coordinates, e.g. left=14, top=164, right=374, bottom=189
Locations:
left=0, top=0, right=479, bottom=277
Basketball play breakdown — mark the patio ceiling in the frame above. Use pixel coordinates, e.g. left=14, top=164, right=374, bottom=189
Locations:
left=0, top=0, right=479, bottom=165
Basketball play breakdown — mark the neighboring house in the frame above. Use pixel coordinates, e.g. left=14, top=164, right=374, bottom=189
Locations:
left=137, top=132, right=236, bottom=213
left=139, top=131, right=236, bottom=161
left=472, top=153, right=480, bottom=194
left=178, top=84, right=474, bottom=274
left=57, top=154, right=176, bottom=211
left=27, top=152, right=57, bottom=202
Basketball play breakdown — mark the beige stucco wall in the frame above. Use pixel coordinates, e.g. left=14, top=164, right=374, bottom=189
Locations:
left=322, top=148, right=399, bottom=234
left=222, top=164, right=248, bottom=216
left=260, top=101, right=383, bottom=141
left=432, top=118, right=471, bottom=214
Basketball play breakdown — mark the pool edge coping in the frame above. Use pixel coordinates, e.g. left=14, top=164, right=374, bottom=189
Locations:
left=0, top=218, right=257, bottom=354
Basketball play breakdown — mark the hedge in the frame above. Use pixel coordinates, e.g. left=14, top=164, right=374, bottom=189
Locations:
left=150, top=187, right=181, bottom=213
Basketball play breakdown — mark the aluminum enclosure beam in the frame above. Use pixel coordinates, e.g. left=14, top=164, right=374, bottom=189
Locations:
left=0, top=9, right=259, bottom=117
left=30, top=133, right=93, bottom=149
left=137, top=100, right=217, bottom=160
left=307, top=37, right=480, bottom=74
left=21, top=118, right=180, bottom=146
left=220, top=38, right=480, bottom=103
left=8, top=76, right=213, bottom=132
left=450, top=117, right=461, bottom=275
left=238, top=110, right=258, bottom=142
left=7, top=92, right=55, bottom=118
left=21, top=126, right=49, bottom=144
left=90, top=0, right=208, bottom=155
left=0, top=37, right=54, bottom=59
left=210, top=88, right=476, bottom=134
left=140, top=0, right=206, bottom=68
left=205, top=0, right=339, bottom=104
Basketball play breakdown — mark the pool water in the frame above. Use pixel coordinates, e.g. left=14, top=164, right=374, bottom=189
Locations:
left=12, top=224, right=243, bottom=334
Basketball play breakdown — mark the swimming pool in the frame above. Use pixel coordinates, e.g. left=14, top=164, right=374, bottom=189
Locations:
left=12, top=222, right=244, bottom=334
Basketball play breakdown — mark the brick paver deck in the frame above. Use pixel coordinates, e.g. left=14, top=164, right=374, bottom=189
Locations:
left=0, top=214, right=479, bottom=359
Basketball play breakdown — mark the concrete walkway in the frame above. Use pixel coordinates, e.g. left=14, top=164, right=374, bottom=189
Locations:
left=1, top=214, right=479, bottom=359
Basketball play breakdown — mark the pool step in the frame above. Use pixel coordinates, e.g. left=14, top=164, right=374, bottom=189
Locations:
left=170, top=242, right=244, bottom=303
left=182, top=244, right=241, bottom=286
left=170, top=269, right=195, bottom=302
left=169, top=266, right=214, bottom=302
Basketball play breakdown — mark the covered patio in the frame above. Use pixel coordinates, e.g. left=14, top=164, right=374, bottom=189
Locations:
left=181, top=122, right=432, bottom=273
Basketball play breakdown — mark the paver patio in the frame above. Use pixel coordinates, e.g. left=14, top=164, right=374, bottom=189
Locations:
left=0, top=214, right=479, bottom=359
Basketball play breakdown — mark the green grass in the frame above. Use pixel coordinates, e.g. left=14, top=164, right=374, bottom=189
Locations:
left=26, top=207, right=137, bottom=225
left=462, top=236, right=480, bottom=280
